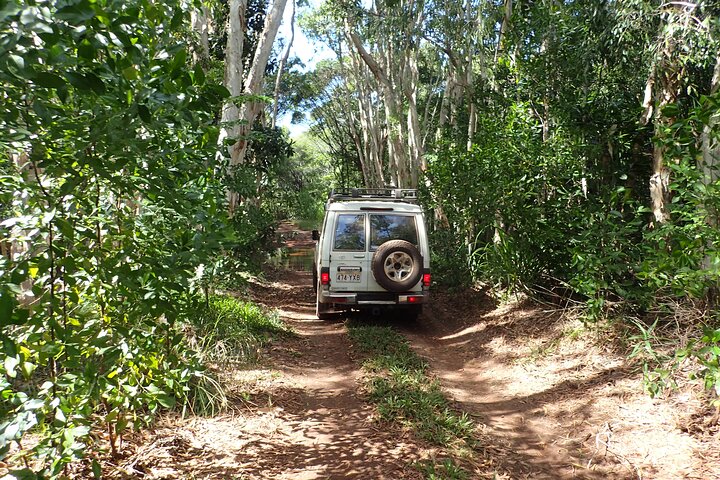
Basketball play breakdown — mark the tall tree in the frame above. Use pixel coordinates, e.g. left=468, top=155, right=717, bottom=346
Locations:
left=221, top=0, right=289, bottom=212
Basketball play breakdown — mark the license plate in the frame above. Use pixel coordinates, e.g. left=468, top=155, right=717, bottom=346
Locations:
left=336, top=272, right=361, bottom=283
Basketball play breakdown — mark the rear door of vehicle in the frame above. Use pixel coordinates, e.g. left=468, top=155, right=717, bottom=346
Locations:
left=367, top=212, right=421, bottom=292
left=329, top=212, right=369, bottom=292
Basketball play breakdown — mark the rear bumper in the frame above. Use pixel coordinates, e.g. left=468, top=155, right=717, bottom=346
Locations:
left=319, top=290, right=429, bottom=306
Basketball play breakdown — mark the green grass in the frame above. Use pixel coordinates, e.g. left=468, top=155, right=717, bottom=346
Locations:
left=347, top=323, right=477, bottom=474
left=415, top=458, right=469, bottom=480
left=192, top=294, right=293, bottom=364
left=183, top=294, right=293, bottom=415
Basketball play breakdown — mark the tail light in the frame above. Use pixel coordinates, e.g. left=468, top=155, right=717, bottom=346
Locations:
left=320, top=267, right=330, bottom=285
left=422, top=272, right=431, bottom=287
left=407, top=295, right=422, bottom=303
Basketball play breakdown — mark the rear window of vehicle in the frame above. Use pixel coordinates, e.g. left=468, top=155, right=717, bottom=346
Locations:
left=370, top=214, right=418, bottom=250
left=333, top=214, right=365, bottom=251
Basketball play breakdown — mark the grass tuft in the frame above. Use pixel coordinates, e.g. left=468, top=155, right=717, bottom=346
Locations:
left=191, top=295, right=293, bottom=364
left=415, top=458, right=469, bottom=480
left=348, top=323, right=476, bottom=449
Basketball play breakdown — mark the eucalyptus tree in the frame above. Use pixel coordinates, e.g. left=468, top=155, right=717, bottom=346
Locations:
left=635, top=1, right=720, bottom=224
left=344, top=0, right=427, bottom=188
left=220, top=0, right=289, bottom=212
left=272, top=0, right=296, bottom=129
left=422, top=0, right=493, bottom=149
left=301, top=3, right=386, bottom=187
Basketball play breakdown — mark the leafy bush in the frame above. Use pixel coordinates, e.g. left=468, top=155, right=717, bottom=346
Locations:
left=426, top=107, right=589, bottom=292
left=0, top=1, right=232, bottom=476
left=687, top=326, right=720, bottom=405
left=427, top=228, right=473, bottom=289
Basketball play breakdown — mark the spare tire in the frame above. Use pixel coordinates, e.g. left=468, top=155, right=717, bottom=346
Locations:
left=371, top=240, right=423, bottom=292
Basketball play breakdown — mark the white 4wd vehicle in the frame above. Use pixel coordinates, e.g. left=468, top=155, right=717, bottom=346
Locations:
left=312, top=188, right=431, bottom=320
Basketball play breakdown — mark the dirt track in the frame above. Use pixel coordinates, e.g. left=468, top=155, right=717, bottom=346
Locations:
left=113, top=230, right=719, bottom=479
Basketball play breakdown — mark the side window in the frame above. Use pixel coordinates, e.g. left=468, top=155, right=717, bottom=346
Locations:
left=370, top=215, right=418, bottom=250
left=333, top=214, right=366, bottom=251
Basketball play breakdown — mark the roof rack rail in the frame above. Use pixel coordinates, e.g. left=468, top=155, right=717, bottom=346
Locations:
left=328, top=188, right=419, bottom=204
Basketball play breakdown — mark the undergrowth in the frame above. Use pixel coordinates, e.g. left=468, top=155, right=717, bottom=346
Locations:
left=347, top=323, right=477, bottom=478
left=0, top=293, right=289, bottom=478
left=191, top=295, right=293, bottom=365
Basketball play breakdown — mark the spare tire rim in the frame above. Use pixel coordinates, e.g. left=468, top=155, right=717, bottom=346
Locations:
left=383, top=251, right=414, bottom=282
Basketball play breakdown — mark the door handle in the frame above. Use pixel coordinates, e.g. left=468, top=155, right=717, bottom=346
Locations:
left=353, top=254, right=364, bottom=258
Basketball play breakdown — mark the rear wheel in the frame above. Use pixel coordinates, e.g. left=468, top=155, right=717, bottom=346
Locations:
left=312, top=264, right=318, bottom=293
left=315, top=281, right=332, bottom=320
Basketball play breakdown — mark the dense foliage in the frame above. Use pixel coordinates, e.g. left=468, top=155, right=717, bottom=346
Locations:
left=0, top=0, right=237, bottom=476
left=301, top=0, right=720, bottom=397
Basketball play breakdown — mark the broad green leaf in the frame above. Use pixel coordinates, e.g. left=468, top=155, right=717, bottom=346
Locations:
left=156, top=394, right=175, bottom=409
left=4, top=356, right=19, bottom=378
left=92, top=459, right=102, bottom=479
left=170, top=48, right=187, bottom=73
left=192, top=62, right=205, bottom=86
left=78, top=40, right=96, bottom=60
left=0, top=3, right=21, bottom=21
left=2, top=468, right=38, bottom=480
left=20, top=361, right=36, bottom=379
left=0, top=294, right=14, bottom=324
left=65, top=71, right=105, bottom=93
left=55, top=218, right=74, bottom=240
left=22, top=398, right=44, bottom=411
left=122, top=65, right=139, bottom=81
left=56, top=4, right=96, bottom=24
left=8, top=54, right=24, bottom=70
left=138, top=104, right=152, bottom=123
left=170, top=9, right=184, bottom=30
left=2, top=338, right=17, bottom=357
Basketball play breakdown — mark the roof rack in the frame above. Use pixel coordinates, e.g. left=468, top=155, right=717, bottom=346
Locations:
left=328, top=188, right=419, bottom=204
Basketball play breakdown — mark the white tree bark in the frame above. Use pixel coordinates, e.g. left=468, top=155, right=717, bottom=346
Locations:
left=494, top=0, right=512, bottom=63
left=642, top=3, right=692, bottom=225
left=701, top=54, right=720, bottom=186
left=701, top=54, right=720, bottom=229
left=346, top=15, right=424, bottom=188
left=191, top=4, right=211, bottom=64
left=219, top=0, right=247, bottom=159
left=233, top=0, right=289, bottom=163
left=224, top=0, right=288, bottom=212
left=271, top=0, right=295, bottom=129
left=347, top=26, right=409, bottom=186
left=405, top=51, right=424, bottom=184
left=350, top=50, right=385, bottom=187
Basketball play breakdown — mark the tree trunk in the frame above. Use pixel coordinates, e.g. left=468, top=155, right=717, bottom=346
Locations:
left=271, top=0, right=295, bottom=129
left=347, top=25, right=409, bottom=187
left=642, top=4, right=690, bottom=225
left=191, top=5, right=211, bottom=65
left=494, top=0, right=512, bottom=63
left=234, top=0, right=289, bottom=164
left=436, top=69, right=455, bottom=139
left=405, top=52, right=423, bottom=185
left=347, top=44, right=385, bottom=187
left=225, top=0, right=288, bottom=212
left=700, top=54, right=720, bottom=226
left=220, top=0, right=247, bottom=157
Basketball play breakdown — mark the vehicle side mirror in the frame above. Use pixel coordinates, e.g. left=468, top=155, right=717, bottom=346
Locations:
left=311, top=230, right=320, bottom=241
